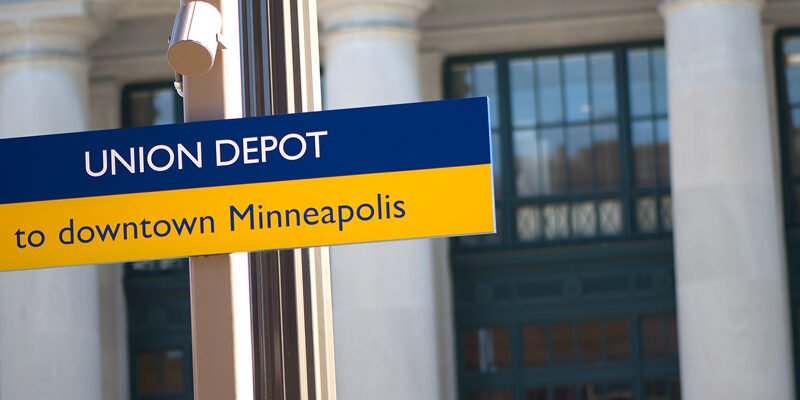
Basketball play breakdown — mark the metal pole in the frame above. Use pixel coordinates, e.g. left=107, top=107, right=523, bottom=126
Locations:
left=240, top=0, right=336, bottom=399
left=180, top=0, right=255, bottom=399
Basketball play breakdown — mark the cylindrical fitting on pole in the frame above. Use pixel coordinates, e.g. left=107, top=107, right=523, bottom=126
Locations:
left=168, top=1, right=223, bottom=77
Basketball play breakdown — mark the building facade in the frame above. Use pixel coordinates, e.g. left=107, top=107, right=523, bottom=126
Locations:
left=0, top=0, right=799, bottom=399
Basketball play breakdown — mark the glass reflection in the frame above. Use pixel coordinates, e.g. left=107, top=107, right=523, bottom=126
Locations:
left=537, top=57, right=563, bottom=125
left=463, top=327, right=512, bottom=372
left=564, top=55, right=590, bottom=123
left=628, top=50, right=653, bottom=118
left=566, top=125, right=593, bottom=192
left=540, top=128, right=567, bottom=194
left=514, top=129, right=541, bottom=196
left=511, top=59, right=537, bottom=127
left=594, top=123, right=621, bottom=189
left=590, top=52, right=617, bottom=119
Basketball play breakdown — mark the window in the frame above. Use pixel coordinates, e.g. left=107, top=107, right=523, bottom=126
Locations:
left=122, top=82, right=183, bottom=128
left=121, top=82, right=193, bottom=400
left=775, top=29, right=800, bottom=400
left=459, top=314, right=679, bottom=400
left=125, top=259, right=193, bottom=400
left=446, top=44, right=671, bottom=250
left=448, top=43, right=679, bottom=400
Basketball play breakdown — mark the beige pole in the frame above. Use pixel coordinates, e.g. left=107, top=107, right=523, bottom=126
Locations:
left=176, top=0, right=254, bottom=399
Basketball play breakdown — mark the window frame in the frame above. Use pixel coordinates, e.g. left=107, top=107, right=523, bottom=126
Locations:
left=121, top=81, right=184, bottom=128
left=774, top=27, right=800, bottom=400
left=121, top=81, right=193, bottom=400
left=444, top=40, right=671, bottom=252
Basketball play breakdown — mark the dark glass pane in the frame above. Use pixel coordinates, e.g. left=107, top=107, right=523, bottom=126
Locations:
left=784, top=37, right=800, bottom=55
left=551, top=323, right=575, bottom=362
left=492, top=328, right=512, bottom=370
left=667, top=314, right=679, bottom=354
left=646, top=381, right=668, bottom=400
left=590, top=52, right=617, bottom=119
left=540, top=128, right=568, bottom=194
left=795, top=185, right=800, bottom=222
left=537, top=57, right=563, bottom=125
left=790, top=125, right=800, bottom=176
left=163, top=349, right=185, bottom=393
left=128, top=88, right=179, bottom=127
left=467, top=392, right=488, bottom=400
left=462, top=327, right=512, bottom=372
left=578, top=321, right=603, bottom=361
left=468, top=390, right=514, bottom=400
left=655, top=118, right=670, bottom=186
left=492, top=131, right=503, bottom=198
left=514, top=129, right=541, bottom=196
left=629, top=49, right=653, bottom=117
left=511, top=59, right=537, bottom=127
left=523, top=324, right=547, bottom=366
left=450, top=64, right=472, bottom=99
left=492, top=390, right=514, bottom=400
left=651, top=49, right=668, bottom=115
left=642, top=316, right=667, bottom=357
left=463, top=329, right=480, bottom=371
left=608, top=382, right=633, bottom=400
left=594, top=123, right=620, bottom=189
left=671, top=378, right=682, bottom=400
left=606, top=319, right=630, bottom=360
left=567, top=125, right=593, bottom=192
left=582, top=383, right=604, bottom=400
left=527, top=387, right=549, bottom=400
left=790, top=108, right=800, bottom=176
left=787, top=64, right=800, bottom=105
left=152, top=89, right=178, bottom=125
left=564, top=54, right=590, bottom=123
left=473, top=62, right=501, bottom=130
left=136, top=352, right=160, bottom=395
left=130, top=93, right=155, bottom=127
left=792, top=107, right=800, bottom=129
left=632, top=120, right=657, bottom=187
left=554, top=386, right=576, bottom=400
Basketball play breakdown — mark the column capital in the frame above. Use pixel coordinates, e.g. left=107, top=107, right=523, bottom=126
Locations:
left=0, top=16, right=101, bottom=64
left=318, top=0, right=431, bottom=36
left=660, top=0, right=763, bottom=16
left=0, top=0, right=110, bottom=64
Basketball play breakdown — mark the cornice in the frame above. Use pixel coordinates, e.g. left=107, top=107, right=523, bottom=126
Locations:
left=318, top=0, right=431, bottom=35
left=660, top=0, right=764, bottom=16
left=0, top=15, right=102, bottom=60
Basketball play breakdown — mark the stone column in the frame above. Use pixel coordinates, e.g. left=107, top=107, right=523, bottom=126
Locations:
left=0, top=16, right=103, bottom=400
left=661, top=1, right=795, bottom=398
left=317, top=1, right=441, bottom=399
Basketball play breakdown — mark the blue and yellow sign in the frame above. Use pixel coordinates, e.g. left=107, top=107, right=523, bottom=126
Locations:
left=0, top=98, right=494, bottom=271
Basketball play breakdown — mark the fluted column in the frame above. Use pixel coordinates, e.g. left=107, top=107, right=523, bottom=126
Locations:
left=661, top=0, right=795, bottom=398
left=0, top=15, right=103, bottom=400
left=318, top=1, right=442, bottom=399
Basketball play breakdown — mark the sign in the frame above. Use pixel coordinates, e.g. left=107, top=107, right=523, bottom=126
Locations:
left=0, top=97, right=495, bottom=271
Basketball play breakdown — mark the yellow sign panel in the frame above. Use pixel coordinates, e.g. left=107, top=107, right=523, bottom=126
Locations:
left=0, top=98, right=494, bottom=271
left=2, top=165, right=493, bottom=271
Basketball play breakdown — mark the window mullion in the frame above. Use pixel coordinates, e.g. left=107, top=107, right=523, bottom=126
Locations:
left=647, top=48, right=664, bottom=234
left=558, top=56, right=574, bottom=238
left=616, top=46, right=636, bottom=237
left=497, top=58, right=517, bottom=248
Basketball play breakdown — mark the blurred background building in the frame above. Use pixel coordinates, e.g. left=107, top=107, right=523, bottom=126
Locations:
left=1, top=0, right=800, bottom=399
